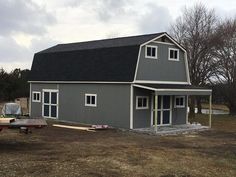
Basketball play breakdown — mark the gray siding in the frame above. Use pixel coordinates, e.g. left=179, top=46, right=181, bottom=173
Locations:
left=31, top=83, right=131, bottom=128
left=136, top=42, right=188, bottom=82
left=133, top=87, right=152, bottom=128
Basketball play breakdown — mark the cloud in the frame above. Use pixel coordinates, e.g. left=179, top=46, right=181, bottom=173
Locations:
left=137, top=3, right=173, bottom=34
left=0, top=0, right=56, bottom=36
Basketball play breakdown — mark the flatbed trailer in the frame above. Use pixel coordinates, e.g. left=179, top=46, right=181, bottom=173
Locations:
left=0, top=118, right=47, bottom=134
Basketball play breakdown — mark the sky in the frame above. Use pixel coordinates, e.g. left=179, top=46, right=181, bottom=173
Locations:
left=1, top=0, right=236, bottom=72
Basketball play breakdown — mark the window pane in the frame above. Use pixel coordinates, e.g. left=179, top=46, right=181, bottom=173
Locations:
left=170, top=50, right=174, bottom=58
left=158, top=96, right=161, bottom=109
left=180, top=98, right=184, bottom=106
left=163, top=96, right=170, bottom=109
left=91, top=96, right=95, bottom=105
left=147, top=47, right=151, bottom=56
left=174, top=51, right=178, bottom=59
left=51, top=106, right=57, bottom=118
left=44, top=105, right=49, bottom=117
left=44, top=92, right=49, bottom=103
left=138, top=98, right=142, bottom=107
left=152, top=48, right=156, bottom=57
left=86, top=96, right=91, bottom=104
left=163, top=111, right=170, bottom=124
left=51, top=92, right=57, bottom=104
left=143, top=98, right=147, bottom=107
left=33, top=93, right=37, bottom=100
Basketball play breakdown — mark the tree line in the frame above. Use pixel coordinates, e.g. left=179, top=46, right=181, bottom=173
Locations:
left=170, top=3, right=236, bottom=115
left=0, top=68, right=30, bottom=101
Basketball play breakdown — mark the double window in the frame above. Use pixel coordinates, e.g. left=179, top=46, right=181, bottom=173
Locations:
left=32, top=91, right=41, bottom=102
left=174, top=96, right=185, bottom=108
left=169, top=48, right=179, bottom=61
left=136, top=96, right=149, bottom=109
left=145, top=45, right=158, bottom=59
left=85, top=94, right=97, bottom=107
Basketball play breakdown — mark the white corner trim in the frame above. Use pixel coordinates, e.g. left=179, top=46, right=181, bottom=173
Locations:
left=85, top=93, right=97, bottom=107
left=145, top=45, right=158, bottom=59
left=133, top=46, right=142, bottom=81
left=168, top=48, right=179, bottom=61
left=29, top=83, right=32, bottom=116
left=130, top=85, right=133, bottom=129
left=136, top=96, right=149, bottom=110
left=185, top=52, right=191, bottom=84
left=186, top=95, right=189, bottom=124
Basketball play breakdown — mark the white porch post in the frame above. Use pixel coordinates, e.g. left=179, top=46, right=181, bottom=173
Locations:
left=209, top=94, right=212, bottom=128
left=154, top=93, right=158, bottom=133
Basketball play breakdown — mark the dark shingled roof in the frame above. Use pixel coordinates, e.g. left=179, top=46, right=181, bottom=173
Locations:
left=30, top=32, right=165, bottom=82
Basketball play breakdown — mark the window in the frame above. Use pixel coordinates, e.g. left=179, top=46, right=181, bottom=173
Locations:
left=85, top=94, right=97, bottom=107
left=145, top=45, right=158, bottom=59
left=169, top=48, right=179, bottom=61
left=136, top=96, right=149, bottom=109
left=32, top=91, right=41, bottom=102
left=174, top=96, right=185, bottom=108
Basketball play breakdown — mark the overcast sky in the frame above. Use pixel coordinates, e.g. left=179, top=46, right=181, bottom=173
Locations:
left=1, top=0, right=236, bottom=72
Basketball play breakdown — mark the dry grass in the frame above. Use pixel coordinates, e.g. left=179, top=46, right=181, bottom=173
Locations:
left=0, top=114, right=235, bottom=177
left=201, top=103, right=229, bottom=111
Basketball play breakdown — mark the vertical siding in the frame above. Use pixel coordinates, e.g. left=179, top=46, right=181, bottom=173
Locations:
left=133, top=87, right=152, bottom=128
left=136, top=42, right=188, bottom=82
left=31, top=83, right=131, bottom=128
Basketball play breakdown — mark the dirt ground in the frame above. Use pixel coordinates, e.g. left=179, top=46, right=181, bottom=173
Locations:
left=0, top=114, right=235, bottom=177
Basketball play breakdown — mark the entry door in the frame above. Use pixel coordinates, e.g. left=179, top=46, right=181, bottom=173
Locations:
left=152, top=95, right=172, bottom=125
left=42, top=90, right=58, bottom=118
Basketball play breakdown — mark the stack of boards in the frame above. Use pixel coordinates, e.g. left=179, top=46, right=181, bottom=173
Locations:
left=0, top=118, right=16, bottom=124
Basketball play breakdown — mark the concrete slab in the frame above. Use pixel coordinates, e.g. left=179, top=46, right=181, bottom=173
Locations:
left=133, top=124, right=209, bottom=136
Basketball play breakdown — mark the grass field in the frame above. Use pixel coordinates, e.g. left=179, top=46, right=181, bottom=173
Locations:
left=0, top=114, right=235, bottom=177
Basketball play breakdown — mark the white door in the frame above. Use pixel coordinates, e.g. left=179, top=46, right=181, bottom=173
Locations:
left=42, top=90, right=58, bottom=118
left=152, top=95, right=172, bottom=125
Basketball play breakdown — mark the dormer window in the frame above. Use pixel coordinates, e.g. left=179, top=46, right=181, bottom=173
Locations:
left=145, top=45, right=158, bottom=59
left=169, top=48, right=179, bottom=61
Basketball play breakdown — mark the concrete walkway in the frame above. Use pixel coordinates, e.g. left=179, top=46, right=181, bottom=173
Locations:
left=133, top=124, right=209, bottom=136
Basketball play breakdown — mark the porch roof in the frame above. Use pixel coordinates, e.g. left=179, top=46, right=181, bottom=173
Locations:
left=133, top=84, right=212, bottom=95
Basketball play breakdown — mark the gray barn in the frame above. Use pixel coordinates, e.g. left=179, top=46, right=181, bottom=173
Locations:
left=29, top=32, right=212, bottom=129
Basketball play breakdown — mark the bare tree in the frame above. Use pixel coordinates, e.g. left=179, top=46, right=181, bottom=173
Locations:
left=170, top=3, right=219, bottom=116
left=214, top=18, right=236, bottom=115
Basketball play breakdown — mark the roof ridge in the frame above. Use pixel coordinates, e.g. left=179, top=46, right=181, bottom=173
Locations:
left=57, top=32, right=166, bottom=46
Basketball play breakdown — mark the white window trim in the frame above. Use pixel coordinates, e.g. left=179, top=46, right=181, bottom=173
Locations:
left=174, top=96, right=185, bottom=108
left=32, top=91, right=41, bottom=103
left=168, top=48, right=179, bottom=61
left=136, top=96, right=149, bottom=110
left=85, top=94, right=97, bottom=107
left=145, top=45, right=158, bottom=59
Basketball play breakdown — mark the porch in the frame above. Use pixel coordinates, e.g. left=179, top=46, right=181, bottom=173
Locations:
left=132, top=84, right=212, bottom=133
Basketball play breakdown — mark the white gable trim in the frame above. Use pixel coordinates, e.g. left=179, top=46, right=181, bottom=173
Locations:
left=29, top=81, right=131, bottom=84
left=134, top=80, right=190, bottom=85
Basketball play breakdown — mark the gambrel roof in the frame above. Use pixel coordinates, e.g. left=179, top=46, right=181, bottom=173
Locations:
left=30, top=32, right=178, bottom=82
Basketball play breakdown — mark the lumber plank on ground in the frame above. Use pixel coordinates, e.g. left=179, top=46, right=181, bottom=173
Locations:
left=0, top=118, right=15, bottom=124
left=53, top=124, right=96, bottom=132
